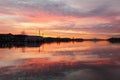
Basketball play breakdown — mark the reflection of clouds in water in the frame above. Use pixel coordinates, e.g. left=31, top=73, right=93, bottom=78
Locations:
left=0, top=42, right=120, bottom=80
left=53, top=51, right=77, bottom=56
left=88, top=48, right=120, bottom=59
left=65, top=69, right=103, bottom=80
left=0, top=61, right=19, bottom=67
left=65, top=68, right=120, bottom=80
left=0, top=60, right=120, bottom=80
left=52, top=46, right=120, bottom=59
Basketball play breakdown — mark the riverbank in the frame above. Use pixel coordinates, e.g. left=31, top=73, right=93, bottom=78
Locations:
left=0, top=34, right=120, bottom=43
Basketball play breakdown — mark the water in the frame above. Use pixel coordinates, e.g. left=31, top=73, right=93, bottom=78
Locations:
left=0, top=41, right=120, bottom=80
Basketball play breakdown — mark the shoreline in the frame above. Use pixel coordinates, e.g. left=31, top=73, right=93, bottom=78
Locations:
left=0, top=33, right=120, bottom=43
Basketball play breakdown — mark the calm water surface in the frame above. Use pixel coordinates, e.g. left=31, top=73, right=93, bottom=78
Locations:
left=0, top=41, right=120, bottom=80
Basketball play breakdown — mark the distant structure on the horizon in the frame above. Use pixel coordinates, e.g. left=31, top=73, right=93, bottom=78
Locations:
left=21, top=31, right=26, bottom=35
left=38, top=30, right=44, bottom=37
left=39, top=30, right=41, bottom=36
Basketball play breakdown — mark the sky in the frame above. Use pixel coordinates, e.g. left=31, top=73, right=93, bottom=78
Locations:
left=0, top=0, right=120, bottom=38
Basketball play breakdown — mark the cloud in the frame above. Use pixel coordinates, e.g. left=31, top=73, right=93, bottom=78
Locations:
left=0, top=0, right=120, bottom=38
left=0, top=0, right=120, bottom=18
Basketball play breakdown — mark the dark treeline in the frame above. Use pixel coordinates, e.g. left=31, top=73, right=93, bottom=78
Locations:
left=0, top=33, right=44, bottom=42
left=0, top=34, right=27, bottom=42
left=44, top=37, right=83, bottom=43
left=108, top=38, right=120, bottom=43
left=0, top=34, right=120, bottom=47
left=0, top=34, right=83, bottom=48
left=0, top=34, right=84, bottom=48
left=0, top=33, right=83, bottom=43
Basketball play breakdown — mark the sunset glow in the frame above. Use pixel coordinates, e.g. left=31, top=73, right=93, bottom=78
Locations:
left=0, top=0, right=120, bottom=38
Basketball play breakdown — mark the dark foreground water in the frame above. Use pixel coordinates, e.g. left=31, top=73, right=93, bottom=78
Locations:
left=0, top=41, right=120, bottom=80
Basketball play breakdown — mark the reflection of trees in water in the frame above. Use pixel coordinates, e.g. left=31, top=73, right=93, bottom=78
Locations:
left=0, top=41, right=77, bottom=49
left=0, top=42, right=43, bottom=48
left=0, top=42, right=44, bottom=53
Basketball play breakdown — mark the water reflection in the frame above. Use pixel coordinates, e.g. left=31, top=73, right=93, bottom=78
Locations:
left=0, top=41, right=120, bottom=80
left=0, top=42, right=43, bottom=48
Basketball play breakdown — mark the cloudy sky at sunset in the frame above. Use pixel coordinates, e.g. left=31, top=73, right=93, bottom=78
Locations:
left=0, top=0, right=120, bottom=38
